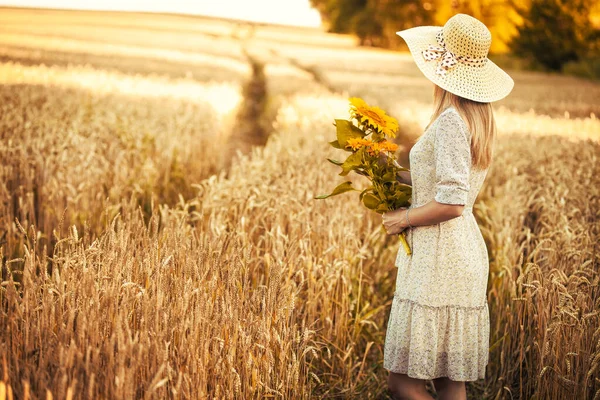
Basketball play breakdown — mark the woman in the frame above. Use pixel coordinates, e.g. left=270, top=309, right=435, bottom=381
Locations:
left=381, top=14, right=514, bottom=400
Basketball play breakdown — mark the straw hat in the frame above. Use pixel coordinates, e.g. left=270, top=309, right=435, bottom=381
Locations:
left=396, top=13, right=514, bottom=103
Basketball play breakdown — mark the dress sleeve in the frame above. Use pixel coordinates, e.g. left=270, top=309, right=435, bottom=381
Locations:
left=433, top=110, right=472, bottom=205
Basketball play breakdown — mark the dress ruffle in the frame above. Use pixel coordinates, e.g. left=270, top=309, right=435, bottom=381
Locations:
left=383, top=295, right=489, bottom=381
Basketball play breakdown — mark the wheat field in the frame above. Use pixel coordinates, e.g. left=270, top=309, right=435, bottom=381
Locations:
left=0, top=7, right=599, bottom=400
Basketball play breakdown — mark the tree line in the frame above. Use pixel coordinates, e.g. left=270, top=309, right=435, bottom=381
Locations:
left=309, top=0, right=600, bottom=72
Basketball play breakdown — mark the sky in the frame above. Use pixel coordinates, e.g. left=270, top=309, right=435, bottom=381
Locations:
left=0, top=0, right=323, bottom=27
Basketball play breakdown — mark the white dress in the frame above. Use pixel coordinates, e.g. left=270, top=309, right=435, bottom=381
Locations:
left=383, top=105, right=490, bottom=381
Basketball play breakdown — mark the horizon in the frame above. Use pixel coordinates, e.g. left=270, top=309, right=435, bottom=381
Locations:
left=0, top=0, right=323, bottom=27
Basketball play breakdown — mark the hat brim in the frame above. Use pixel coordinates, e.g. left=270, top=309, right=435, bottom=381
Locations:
left=396, top=26, right=514, bottom=103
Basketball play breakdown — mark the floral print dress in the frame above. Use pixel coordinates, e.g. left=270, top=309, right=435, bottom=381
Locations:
left=383, top=105, right=490, bottom=381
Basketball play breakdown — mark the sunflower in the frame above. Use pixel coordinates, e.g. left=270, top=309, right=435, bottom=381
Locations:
left=345, top=137, right=374, bottom=151
left=365, top=144, right=379, bottom=156
left=358, top=140, right=399, bottom=156
left=377, top=140, right=399, bottom=153
left=348, top=97, right=399, bottom=138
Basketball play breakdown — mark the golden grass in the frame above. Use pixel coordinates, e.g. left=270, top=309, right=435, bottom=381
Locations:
left=1, top=93, right=399, bottom=398
left=257, top=42, right=600, bottom=119
left=0, top=32, right=251, bottom=83
left=475, top=134, right=600, bottom=399
left=0, top=8, right=598, bottom=400
left=0, top=62, right=242, bottom=260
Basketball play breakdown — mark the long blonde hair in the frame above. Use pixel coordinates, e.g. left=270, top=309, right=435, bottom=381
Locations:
left=425, top=84, right=496, bottom=170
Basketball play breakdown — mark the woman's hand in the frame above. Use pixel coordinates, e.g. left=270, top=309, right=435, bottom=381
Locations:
left=382, top=207, right=410, bottom=235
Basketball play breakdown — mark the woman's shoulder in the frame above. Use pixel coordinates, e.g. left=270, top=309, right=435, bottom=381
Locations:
left=435, top=106, right=471, bottom=137
left=438, top=105, right=465, bottom=124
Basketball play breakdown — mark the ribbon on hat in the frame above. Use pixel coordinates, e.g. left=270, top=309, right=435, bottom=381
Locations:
left=422, top=30, right=488, bottom=76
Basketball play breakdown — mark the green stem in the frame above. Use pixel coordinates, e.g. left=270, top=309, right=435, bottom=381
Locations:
left=399, top=231, right=411, bottom=255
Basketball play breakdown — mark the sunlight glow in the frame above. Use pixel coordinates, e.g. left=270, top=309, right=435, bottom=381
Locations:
left=0, top=62, right=244, bottom=117
left=0, top=0, right=323, bottom=27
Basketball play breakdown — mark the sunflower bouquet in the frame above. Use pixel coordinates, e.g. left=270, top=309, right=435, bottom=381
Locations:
left=314, top=97, right=413, bottom=255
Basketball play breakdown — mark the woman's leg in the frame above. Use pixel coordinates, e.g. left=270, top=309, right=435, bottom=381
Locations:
left=432, top=377, right=467, bottom=400
left=387, top=372, right=434, bottom=400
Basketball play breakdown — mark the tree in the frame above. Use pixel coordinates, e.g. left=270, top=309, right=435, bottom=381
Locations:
left=309, top=0, right=435, bottom=48
left=508, top=0, right=597, bottom=71
left=309, top=0, right=367, bottom=33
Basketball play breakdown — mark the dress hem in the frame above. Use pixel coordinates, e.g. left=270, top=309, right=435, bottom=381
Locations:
left=383, top=365, right=486, bottom=382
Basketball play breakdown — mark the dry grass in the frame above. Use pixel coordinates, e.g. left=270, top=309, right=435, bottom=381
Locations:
left=475, top=134, right=600, bottom=399
left=0, top=62, right=242, bottom=260
left=255, top=39, right=600, bottom=119
left=0, top=7, right=598, bottom=400
left=1, top=93, right=398, bottom=399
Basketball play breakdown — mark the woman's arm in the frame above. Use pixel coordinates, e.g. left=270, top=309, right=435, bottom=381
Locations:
left=384, top=110, right=471, bottom=233
left=383, top=201, right=465, bottom=235
left=402, top=110, right=470, bottom=227
left=399, top=201, right=464, bottom=229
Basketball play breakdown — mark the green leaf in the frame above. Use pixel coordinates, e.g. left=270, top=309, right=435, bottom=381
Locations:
left=362, top=193, right=380, bottom=209
left=359, top=186, right=375, bottom=201
left=371, top=131, right=384, bottom=142
left=395, top=183, right=412, bottom=192
left=327, top=158, right=344, bottom=166
left=329, top=140, right=346, bottom=150
left=339, top=147, right=365, bottom=176
left=392, top=191, right=411, bottom=204
left=335, top=119, right=367, bottom=147
left=382, top=171, right=396, bottom=182
left=314, top=181, right=358, bottom=199
left=376, top=203, right=390, bottom=213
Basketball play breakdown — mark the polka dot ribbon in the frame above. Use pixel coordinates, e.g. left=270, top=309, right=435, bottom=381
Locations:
left=421, top=30, right=488, bottom=76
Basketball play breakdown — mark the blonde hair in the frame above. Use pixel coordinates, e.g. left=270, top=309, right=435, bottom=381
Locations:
left=425, top=84, right=496, bottom=170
